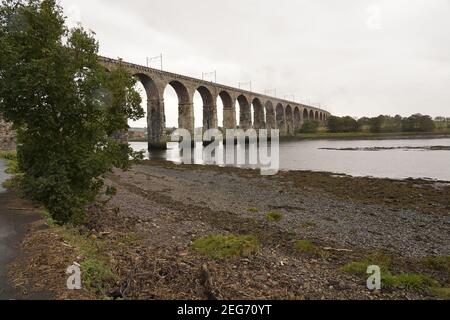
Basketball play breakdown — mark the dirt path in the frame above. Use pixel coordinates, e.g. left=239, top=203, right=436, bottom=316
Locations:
left=0, top=160, right=47, bottom=300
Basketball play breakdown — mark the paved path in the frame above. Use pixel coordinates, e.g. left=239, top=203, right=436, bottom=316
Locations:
left=0, top=160, right=42, bottom=299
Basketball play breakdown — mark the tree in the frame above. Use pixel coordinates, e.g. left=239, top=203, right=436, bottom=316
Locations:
left=402, top=114, right=435, bottom=132
left=299, top=120, right=320, bottom=133
left=0, top=0, right=144, bottom=223
left=327, top=116, right=358, bottom=133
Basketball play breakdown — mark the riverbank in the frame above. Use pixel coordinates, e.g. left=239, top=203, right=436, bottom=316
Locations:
left=128, top=131, right=450, bottom=143
left=282, top=131, right=450, bottom=141
left=7, top=160, right=449, bottom=300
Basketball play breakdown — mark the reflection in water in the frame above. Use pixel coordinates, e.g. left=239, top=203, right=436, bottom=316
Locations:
left=134, top=142, right=271, bottom=170
left=130, top=138, right=450, bottom=181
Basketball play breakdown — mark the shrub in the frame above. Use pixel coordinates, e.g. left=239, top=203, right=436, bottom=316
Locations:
left=299, top=121, right=321, bottom=133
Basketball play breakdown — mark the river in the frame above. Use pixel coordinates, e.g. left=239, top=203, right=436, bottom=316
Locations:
left=130, top=138, right=450, bottom=181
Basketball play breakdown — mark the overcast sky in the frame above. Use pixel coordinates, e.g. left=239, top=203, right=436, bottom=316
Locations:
left=60, top=0, right=450, bottom=127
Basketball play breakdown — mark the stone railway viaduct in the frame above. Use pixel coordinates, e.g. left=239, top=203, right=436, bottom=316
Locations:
left=100, top=57, right=331, bottom=149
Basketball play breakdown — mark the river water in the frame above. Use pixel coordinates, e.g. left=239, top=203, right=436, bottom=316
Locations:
left=130, top=138, right=450, bottom=181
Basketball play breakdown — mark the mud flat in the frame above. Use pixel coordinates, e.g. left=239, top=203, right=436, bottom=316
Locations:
left=8, top=160, right=450, bottom=300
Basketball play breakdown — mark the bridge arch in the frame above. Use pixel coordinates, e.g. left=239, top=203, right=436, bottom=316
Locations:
left=196, top=86, right=216, bottom=131
left=237, top=94, right=251, bottom=129
left=164, top=80, right=193, bottom=135
left=276, top=103, right=285, bottom=133
left=252, top=97, right=265, bottom=130
left=218, top=91, right=235, bottom=129
left=265, top=101, right=276, bottom=130
left=309, top=110, right=314, bottom=121
left=294, top=107, right=301, bottom=131
left=315, top=111, right=319, bottom=121
left=303, top=108, right=309, bottom=122
left=285, top=105, right=294, bottom=135
left=134, top=73, right=165, bottom=149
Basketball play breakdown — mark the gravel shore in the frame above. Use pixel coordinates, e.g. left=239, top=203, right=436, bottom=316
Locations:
left=95, top=161, right=448, bottom=299
left=112, top=162, right=449, bottom=259
left=8, top=160, right=449, bottom=300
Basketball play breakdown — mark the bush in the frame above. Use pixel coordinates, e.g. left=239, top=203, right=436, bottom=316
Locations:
left=299, top=121, right=321, bottom=133
left=328, top=116, right=358, bottom=133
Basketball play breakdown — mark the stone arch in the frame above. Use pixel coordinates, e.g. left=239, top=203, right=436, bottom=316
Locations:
left=265, top=101, right=276, bottom=130
left=237, top=94, right=251, bottom=129
left=294, top=107, right=301, bottom=131
left=252, top=97, right=265, bottom=130
left=303, top=108, right=309, bottom=122
left=309, top=110, right=314, bottom=121
left=315, top=111, right=319, bottom=121
left=276, top=103, right=285, bottom=134
left=196, top=86, right=216, bottom=130
left=165, top=80, right=193, bottom=135
left=285, top=105, right=294, bottom=135
left=218, top=91, right=235, bottom=129
left=135, top=73, right=165, bottom=149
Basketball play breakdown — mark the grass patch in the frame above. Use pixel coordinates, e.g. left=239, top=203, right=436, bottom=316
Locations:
left=246, top=208, right=258, bottom=213
left=423, top=256, right=450, bottom=272
left=300, top=221, right=316, bottom=229
left=105, top=185, right=117, bottom=197
left=80, top=257, right=115, bottom=292
left=2, top=176, right=20, bottom=190
left=294, top=240, right=328, bottom=258
left=383, top=273, right=438, bottom=291
left=0, top=150, right=17, bottom=160
left=41, top=210, right=116, bottom=293
left=294, top=240, right=330, bottom=259
left=294, top=240, right=316, bottom=253
left=341, top=251, right=444, bottom=293
left=192, top=234, right=259, bottom=259
left=341, top=251, right=392, bottom=275
left=430, top=287, right=450, bottom=300
left=0, top=151, right=19, bottom=174
left=266, top=212, right=283, bottom=222
left=118, top=232, right=143, bottom=245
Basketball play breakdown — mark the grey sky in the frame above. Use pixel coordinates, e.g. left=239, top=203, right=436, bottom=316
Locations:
left=60, top=0, right=450, bottom=127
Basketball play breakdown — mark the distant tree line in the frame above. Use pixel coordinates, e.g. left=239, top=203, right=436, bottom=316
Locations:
left=325, top=114, right=446, bottom=133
